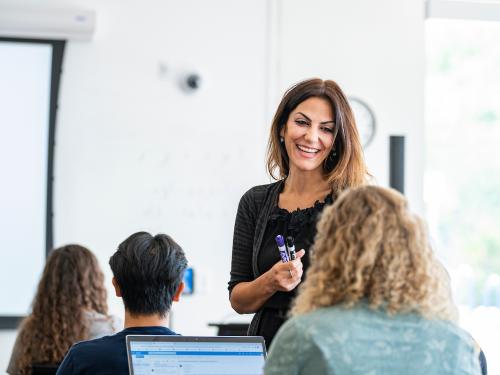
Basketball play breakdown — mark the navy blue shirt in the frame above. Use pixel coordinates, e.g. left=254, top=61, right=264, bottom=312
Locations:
left=56, top=326, right=177, bottom=375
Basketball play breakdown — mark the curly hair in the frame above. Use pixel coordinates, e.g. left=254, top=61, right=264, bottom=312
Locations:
left=266, top=78, right=367, bottom=192
left=291, top=186, right=457, bottom=321
left=15, top=244, right=108, bottom=373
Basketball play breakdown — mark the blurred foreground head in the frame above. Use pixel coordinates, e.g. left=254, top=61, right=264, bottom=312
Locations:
left=292, top=185, right=457, bottom=321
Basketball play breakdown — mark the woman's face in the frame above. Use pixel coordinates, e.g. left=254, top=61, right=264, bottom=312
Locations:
left=281, top=96, right=336, bottom=176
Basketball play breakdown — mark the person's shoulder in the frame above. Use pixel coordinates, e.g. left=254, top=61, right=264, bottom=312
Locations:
left=239, top=181, right=282, bottom=208
left=83, top=311, right=122, bottom=339
left=243, top=181, right=281, bottom=198
left=69, top=329, right=125, bottom=356
left=422, top=316, right=475, bottom=345
left=288, top=305, right=371, bottom=335
left=83, top=310, right=115, bottom=324
left=295, top=304, right=353, bottom=322
left=319, top=303, right=474, bottom=349
left=411, top=317, right=481, bottom=372
left=273, top=312, right=321, bottom=343
left=58, top=331, right=128, bottom=374
left=269, top=316, right=307, bottom=354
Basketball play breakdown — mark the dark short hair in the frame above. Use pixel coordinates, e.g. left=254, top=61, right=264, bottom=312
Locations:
left=109, top=232, right=188, bottom=317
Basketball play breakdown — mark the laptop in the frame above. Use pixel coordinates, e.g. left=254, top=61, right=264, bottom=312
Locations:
left=126, top=335, right=267, bottom=375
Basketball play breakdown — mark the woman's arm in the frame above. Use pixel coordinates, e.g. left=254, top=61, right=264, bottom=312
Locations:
left=229, top=187, right=305, bottom=313
left=230, top=272, right=275, bottom=314
left=230, top=250, right=305, bottom=314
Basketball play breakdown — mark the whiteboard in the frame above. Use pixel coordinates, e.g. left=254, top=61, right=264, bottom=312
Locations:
left=0, top=41, right=52, bottom=316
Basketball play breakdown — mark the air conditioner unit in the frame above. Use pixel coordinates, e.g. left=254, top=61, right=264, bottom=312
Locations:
left=0, top=5, right=95, bottom=40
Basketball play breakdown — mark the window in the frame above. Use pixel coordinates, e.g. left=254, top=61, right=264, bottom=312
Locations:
left=425, top=18, right=500, bottom=373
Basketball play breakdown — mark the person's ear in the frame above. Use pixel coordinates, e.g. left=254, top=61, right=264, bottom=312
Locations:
left=280, top=125, right=285, bottom=138
left=112, top=277, right=122, bottom=297
left=172, top=281, right=185, bottom=302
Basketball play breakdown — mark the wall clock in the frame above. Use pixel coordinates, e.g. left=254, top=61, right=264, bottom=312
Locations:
left=348, top=97, right=376, bottom=148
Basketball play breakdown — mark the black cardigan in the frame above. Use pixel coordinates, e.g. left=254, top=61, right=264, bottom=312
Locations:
left=228, top=180, right=284, bottom=335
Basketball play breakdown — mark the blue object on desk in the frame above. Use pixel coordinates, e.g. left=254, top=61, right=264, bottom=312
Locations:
left=183, top=267, right=194, bottom=295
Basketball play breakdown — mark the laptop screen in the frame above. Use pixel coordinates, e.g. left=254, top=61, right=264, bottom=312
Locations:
left=126, top=335, right=266, bottom=375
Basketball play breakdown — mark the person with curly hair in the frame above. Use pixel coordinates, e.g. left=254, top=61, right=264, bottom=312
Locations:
left=229, top=78, right=368, bottom=347
left=265, top=186, right=482, bottom=375
left=7, top=245, right=120, bottom=375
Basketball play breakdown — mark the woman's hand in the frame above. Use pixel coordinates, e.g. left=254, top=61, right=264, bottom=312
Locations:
left=267, top=249, right=306, bottom=292
left=230, top=249, right=306, bottom=314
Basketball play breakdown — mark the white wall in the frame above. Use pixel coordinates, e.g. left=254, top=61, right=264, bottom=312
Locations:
left=274, top=0, right=426, bottom=215
left=0, top=0, right=426, bottom=371
left=54, top=0, right=270, bottom=330
left=1, top=0, right=270, bottom=370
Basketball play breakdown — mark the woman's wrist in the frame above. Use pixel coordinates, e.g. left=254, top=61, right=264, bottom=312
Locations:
left=260, top=268, right=277, bottom=295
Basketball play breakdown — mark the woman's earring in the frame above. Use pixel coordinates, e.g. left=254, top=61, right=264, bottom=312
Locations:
left=280, top=136, right=284, bottom=143
left=324, top=149, right=337, bottom=172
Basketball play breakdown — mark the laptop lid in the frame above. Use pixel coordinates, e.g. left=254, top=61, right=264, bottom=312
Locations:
left=126, top=335, right=266, bottom=375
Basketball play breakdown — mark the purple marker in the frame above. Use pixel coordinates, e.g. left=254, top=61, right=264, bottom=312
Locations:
left=275, top=235, right=289, bottom=263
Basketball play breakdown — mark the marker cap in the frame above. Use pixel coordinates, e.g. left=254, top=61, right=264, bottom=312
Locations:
left=275, top=235, right=285, bottom=247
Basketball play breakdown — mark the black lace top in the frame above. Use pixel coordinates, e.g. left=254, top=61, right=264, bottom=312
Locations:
left=258, top=193, right=334, bottom=309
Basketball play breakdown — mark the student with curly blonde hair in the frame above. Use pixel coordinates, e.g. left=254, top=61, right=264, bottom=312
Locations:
left=265, top=186, right=482, bottom=375
left=7, top=245, right=120, bottom=375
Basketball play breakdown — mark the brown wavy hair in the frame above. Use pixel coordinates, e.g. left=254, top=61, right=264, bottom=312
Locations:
left=266, top=78, right=367, bottom=192
left=15, top=245, right=108, bottom=373
left=291, top=186, right=457, bottom=321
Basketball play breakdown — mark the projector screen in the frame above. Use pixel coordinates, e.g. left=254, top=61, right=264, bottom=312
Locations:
left=0, top=38, right=64, bottom=327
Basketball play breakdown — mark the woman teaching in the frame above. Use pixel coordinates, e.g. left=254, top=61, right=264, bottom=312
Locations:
left=228, top=78, right=368, bottom=346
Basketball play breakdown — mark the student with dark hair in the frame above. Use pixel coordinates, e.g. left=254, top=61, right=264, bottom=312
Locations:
left=56, top=232, right=188, bottom=375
